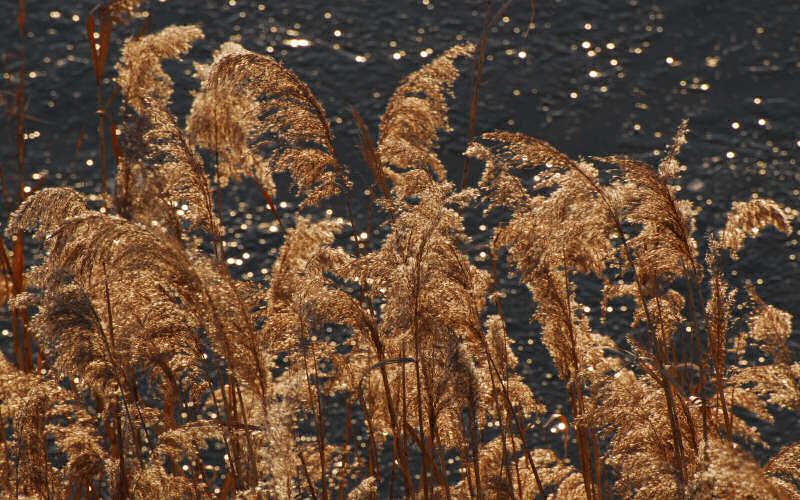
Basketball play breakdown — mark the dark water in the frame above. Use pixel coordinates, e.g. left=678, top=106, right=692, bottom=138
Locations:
left=2, top=0, right=799, bottom=475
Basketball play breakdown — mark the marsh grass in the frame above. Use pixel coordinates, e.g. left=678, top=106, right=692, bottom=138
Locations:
left=2, top=1, right=800, bottom=499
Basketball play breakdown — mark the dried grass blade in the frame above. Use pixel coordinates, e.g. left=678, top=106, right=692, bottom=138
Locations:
left=86, top=15, right=101, bottom=84
left=489, top=0, right=515, bottom=28
left=351, top=107, right=394, bottom=221
left=403, top=423, right=447, bottom=490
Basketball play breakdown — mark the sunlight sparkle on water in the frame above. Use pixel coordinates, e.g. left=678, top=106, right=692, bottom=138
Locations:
left=283, top=38, right=311, bottom=48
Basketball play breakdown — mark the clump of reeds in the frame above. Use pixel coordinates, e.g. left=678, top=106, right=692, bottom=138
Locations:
left=2, top=2, right=800, bottom=499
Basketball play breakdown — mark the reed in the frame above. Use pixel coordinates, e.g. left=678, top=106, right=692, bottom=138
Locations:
left=2, top=1, right=799, bottom=498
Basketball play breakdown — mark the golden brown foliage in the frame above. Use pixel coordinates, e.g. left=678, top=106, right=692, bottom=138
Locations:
left=187, top=44, right=345, bottom=209
left=379, top=44, right=475, bottom=197
left=2, top=18, right=798, bottom=500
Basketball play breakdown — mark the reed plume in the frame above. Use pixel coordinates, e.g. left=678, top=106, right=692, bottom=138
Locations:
left=187, top=43, right=345, bottom=210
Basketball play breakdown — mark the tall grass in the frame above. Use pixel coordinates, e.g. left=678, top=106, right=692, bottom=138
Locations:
left=2, top=1, right=799, bottom=499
